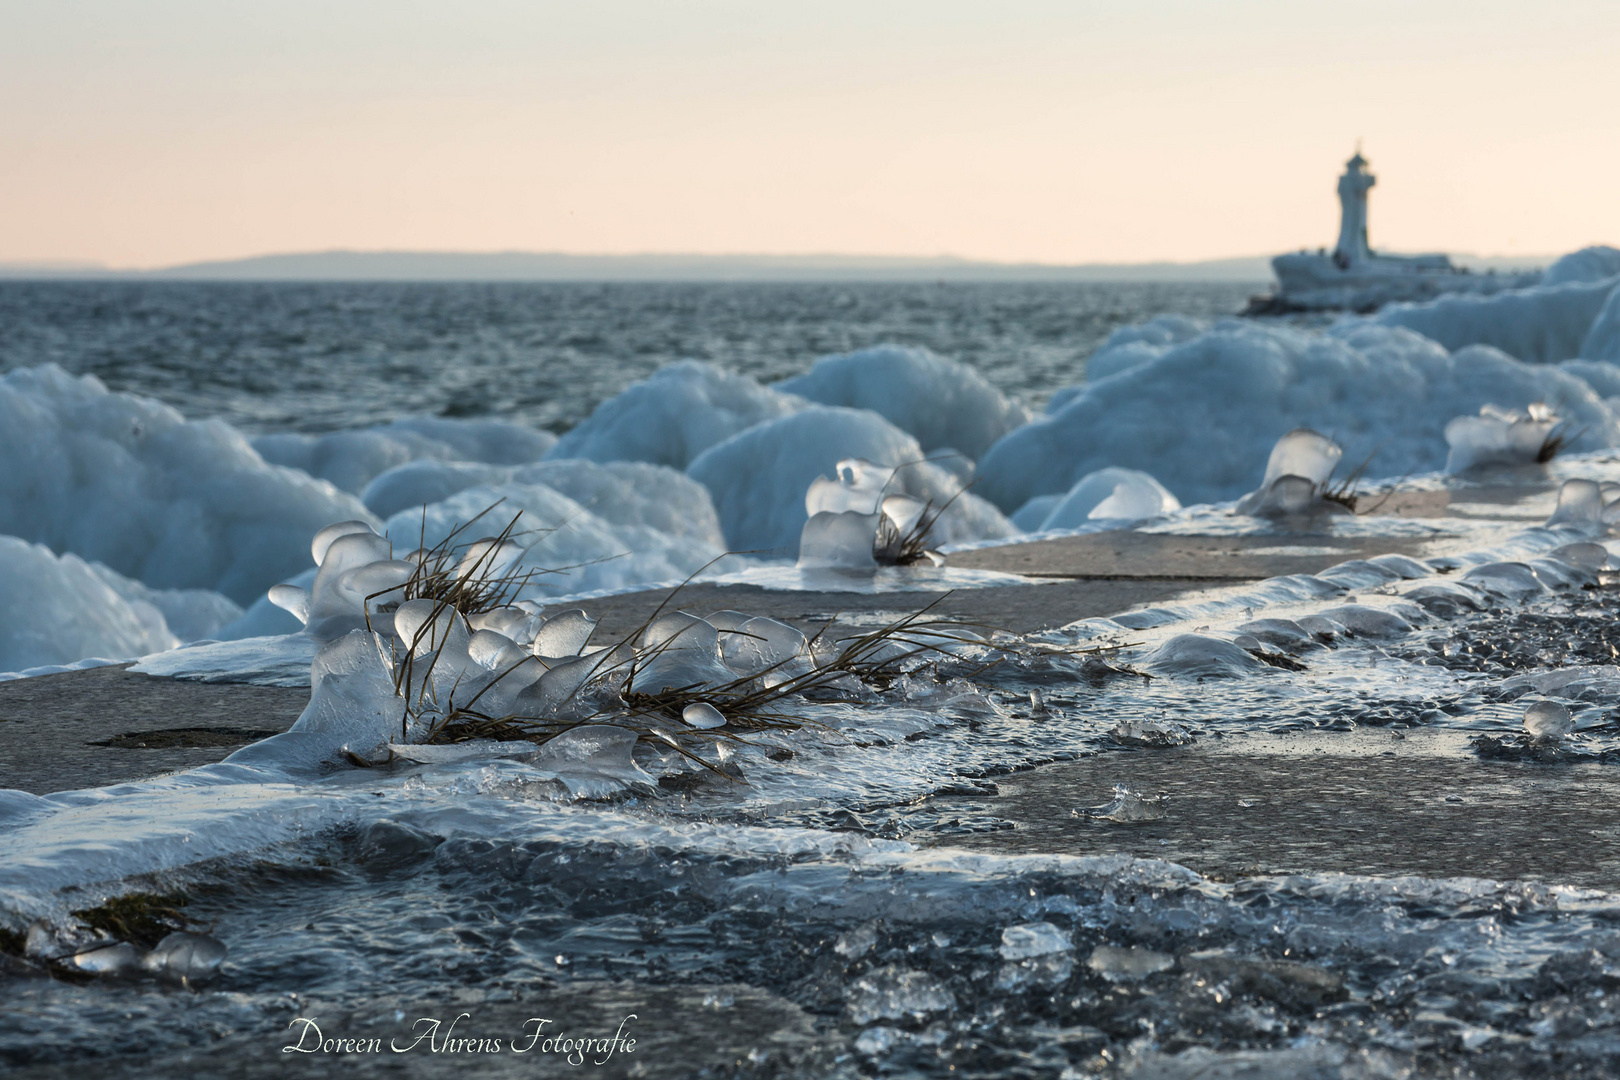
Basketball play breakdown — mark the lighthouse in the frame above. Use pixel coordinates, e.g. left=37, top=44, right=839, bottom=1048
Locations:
left=1333, top=150, right=1374, bottom=267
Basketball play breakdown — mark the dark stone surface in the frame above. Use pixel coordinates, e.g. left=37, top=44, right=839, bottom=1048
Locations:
left=0, top=665, right=307, bottom=795
left=930, top=730, right=1620, bottom=890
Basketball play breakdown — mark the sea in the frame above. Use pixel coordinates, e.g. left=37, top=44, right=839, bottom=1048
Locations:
left=0, top=279, right=1258, bottom=432
left=8, top=274, right=1620, bottom=1079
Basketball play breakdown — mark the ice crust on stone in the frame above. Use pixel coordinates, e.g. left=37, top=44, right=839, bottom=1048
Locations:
left=254, top=416, right=554, bottom=495
left=688, top=406, right=1014, bottom=556
left=977, top=320, right=1620, bottom=510
left=546, top=360, right=804, bottom=469
left=0, top=365, right=373, bottom=604
left=775, top=344, right=1030, bottom=459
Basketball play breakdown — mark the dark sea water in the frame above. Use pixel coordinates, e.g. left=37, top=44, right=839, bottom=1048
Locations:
left=0, top=280, right=1259, bottom=433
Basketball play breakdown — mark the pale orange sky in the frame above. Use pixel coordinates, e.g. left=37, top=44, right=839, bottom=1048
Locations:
left=3, top=0, right=1617, bottom=269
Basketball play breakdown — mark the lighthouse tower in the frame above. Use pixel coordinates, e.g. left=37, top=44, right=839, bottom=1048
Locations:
left=1333, top=150, right=1375, bottom=267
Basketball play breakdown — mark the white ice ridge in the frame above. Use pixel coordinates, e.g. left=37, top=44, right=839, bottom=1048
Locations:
left=687, top=405, right=1014, bottom=556
left=775, top=345, right=1030, bottom=460
left=0, top=365, right=373, bottom=604
left=976, top=319, right=1620, bottom=511
left=545, top=360, right=805, bottom=469
left=379, top=461, right=730, bottom=600
left=0, top=537, right=243, bottom=671
left=1367, top=275, right=1620, bottom=363
left=253, top=415, right=556, bottom=495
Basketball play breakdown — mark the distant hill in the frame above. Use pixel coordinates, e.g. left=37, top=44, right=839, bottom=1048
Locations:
left=0, top=250, right=1555, bottom=283
left=142, top=251, right=1281, bottom=283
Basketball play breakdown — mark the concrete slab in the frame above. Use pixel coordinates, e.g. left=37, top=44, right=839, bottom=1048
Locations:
left=0, top=664, right=307, bottom=795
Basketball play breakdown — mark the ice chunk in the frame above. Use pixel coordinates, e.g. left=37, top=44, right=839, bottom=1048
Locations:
left=69, top=942, right=145, bottom=976
left=268, top=583, right=311, bottom=625
left=999, top=922, right=1072, bottom=960
left=1547, top=479, right=1604, bottom=527
left=527, top=724, right=646, bottom=789
left=141, top=931, right=227, bottom=980
left=845, top=967, right=955, bottom=1025
left=1461, top=561, right=1545, bottom=599
left=514, top=653, right=599, bottom=718
left=1039, top=467, right=1180, bottom=529
left=533, top=609, right=597, bottom=657
left=797, top=510, right=880, bottom=570
left=547, top=360, right=804, bottom=468
left=776, top=345, right=1029, bottom=459
left=468, top=629, right=518, bottom=669
left=312, top=520, right=381, bottom=566
left=1087, top=945, right=1175, bottom=980
left=720, top=616, right=808, bottom=678
left=1444, top=403, right=1563, bottom=472
left=393, top=599, right=470, bottom=657
left=1110, top=719, right=1194, bottom=747
left=681, top=702, right=727, bottom=729
left=1080, top=784, right=1169, bottom=823
left=805, top=458, right=891, bottom=516
left=1524, top=700, right=1574, bottom=739
left=1234, top=430, right=1343, bottom=516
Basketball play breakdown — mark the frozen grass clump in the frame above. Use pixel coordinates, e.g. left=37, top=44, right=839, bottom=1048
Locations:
left=1444, top=403, right=1569, bottom=472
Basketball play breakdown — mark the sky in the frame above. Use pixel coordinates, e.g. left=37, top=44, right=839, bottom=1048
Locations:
left=2, top=0, right=1617, bottom=269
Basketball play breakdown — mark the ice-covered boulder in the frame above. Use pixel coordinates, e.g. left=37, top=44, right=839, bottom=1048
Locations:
left=1037, top=468, right=1180, bottom=529
left=687, top=406, right=1014, bottom=556
left=0, top=537, right=183, bottom=670
left=0, top=365, right=374, bottom=604
left=256, top=417, right=553, bottom=496
left=1542, top=245, right=1620, bottom=288
left=360, top=460, right=508, bottom=520
left=776, top=345, right=1029, bottom=459
left=546, top=361, right=804, bottom=469
left=1367, top=277, right=1619, bottom=363
left=974, top=322, right=1620, bottom=511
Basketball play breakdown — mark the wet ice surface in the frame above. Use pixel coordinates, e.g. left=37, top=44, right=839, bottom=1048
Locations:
left=16, top=489, right=1620, bottom=1075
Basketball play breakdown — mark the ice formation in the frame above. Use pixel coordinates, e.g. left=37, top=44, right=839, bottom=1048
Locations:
left=545, top=360, right=804, bottom=469
left=775, top=345, right=1029, bottom=459
left=0, top=538, right=180, bottom=671
left=1541, top=245, right=1620, bottom=287
left=688, top=406, right=1013, bottom=556
left=1234, top=429, right=1344, bottom=516
left=1368, top=276, right=1620, bottom=363
left=254, top=416, right=554, bottom=495
left=1033, top=467, right=1181, bottom=530
left=0, top=365, right=373, bottom=603
left=794, top=458, right=959, bottom=569
left=1443, top=403, right=1564, bottom=472
left=976, top=321, right=1619, bottom=510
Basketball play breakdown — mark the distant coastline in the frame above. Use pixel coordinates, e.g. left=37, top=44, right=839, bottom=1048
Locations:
left=0, top=250, right=1553, bottom=284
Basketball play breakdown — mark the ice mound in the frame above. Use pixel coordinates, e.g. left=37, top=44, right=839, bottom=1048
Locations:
left=689, top=406, right=1014, bottom=555
left=360, top=459, right=508, bottom=519
left=1368, top=276, right=1619, bottom=363
left=254, top=417, right=553, bottom=496
left=1035, top=468, right=1181, bottom=530
left=381, top=478, right=727, bottom=599
left=1140, top=634, right=1266, bottom=678
left=1577, top=285, right=1620, bottom=362
left=1542, top=245, right=1620, bottom=287
left=1075, top=315, right=1213, bottom=386
left=0, top=537, right=182, bottom=670
left=0, top=365, right=374, bottom=604
left=775, top=345, right=1029, bottom=459
left=1234, top=429, right=1344, bottom=517
left=1444, top=402, right=1565, bottom=472
left=975, top=321, right=1619, bottom=510
left=546, top=360, right=804, bottom=469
